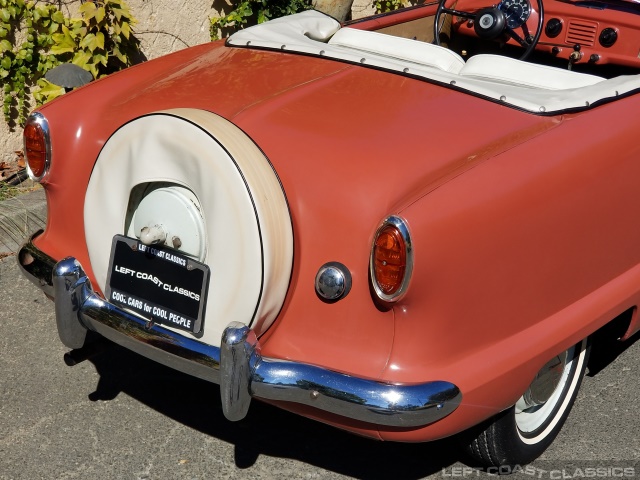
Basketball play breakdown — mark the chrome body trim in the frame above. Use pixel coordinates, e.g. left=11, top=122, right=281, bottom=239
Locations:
left=370, top=215, right=414, bottom=303
left=18, top=236, right=462, bottom=428
left=24, top=112, right=52, bottom=182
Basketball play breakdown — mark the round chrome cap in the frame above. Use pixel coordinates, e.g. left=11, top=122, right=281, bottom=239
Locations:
left=315, top=262, right=352, bottom=301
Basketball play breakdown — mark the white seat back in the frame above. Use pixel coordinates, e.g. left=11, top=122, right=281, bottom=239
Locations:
left=459, top=54, right=604, bottom=90
left=328, top=27, right=466, bottom=73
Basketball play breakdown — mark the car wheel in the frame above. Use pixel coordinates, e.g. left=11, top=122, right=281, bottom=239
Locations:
left=464, top=338, right=590, bottom=467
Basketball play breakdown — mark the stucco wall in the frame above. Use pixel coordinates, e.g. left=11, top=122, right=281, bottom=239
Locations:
left=1, top=0, right=374, bottom=161
left=127, top=0, right=214, bottom=60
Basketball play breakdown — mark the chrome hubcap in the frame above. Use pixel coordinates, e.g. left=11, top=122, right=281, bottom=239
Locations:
left=515, top=344, right=578, bottom=435
left=516, top=350, right=567, bottom=411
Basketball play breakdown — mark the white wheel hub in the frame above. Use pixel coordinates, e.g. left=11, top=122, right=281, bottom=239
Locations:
left=128, top=185, right=206, bottom=261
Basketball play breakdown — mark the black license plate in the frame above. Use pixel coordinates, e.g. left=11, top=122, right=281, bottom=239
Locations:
left=105, top=235, right=210, bottom=334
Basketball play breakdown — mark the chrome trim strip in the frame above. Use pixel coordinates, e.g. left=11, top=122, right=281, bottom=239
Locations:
left=370, top=215, right=414, bottom=303
left=19, top=238, right=462, bottom=428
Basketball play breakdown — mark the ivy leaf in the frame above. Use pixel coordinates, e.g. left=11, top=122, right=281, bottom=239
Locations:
left=120, top=6, right=134, bottom=22
left=51, top=10, right=65, bottom=24
left=35, top=6, right=49, bottom=19
left=86, top=61, right=98, bottom=78
left=121, top=21, right=130, bottom=39
left=62, top=24, right=76, bottom=39
left=34, top=79, right=64, bottom=105
left=0, top=38, right=10, bottom=52
left=0, top=9, right=10, bottom=23
left=72, top=50, right=92, bottom=68
left=94, top=52, right=108, bottom=66
left=80, top=32, right=97, bottom=51
left=1, top=55, right=10, bottom=69
left=50, top=26, right=75, bottom=54
left=70, top=20, right=85, bottom=36
left=42, top=59, right=55, bottom=71
left=95, top=7, right=105, bottom=24
left=95, top=31, right=105, bottom=50
left=112, top=45, right=126, bottom=63
left=79, top=1, right=97, bottom=21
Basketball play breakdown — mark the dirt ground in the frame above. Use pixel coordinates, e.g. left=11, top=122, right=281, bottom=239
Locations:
left=0, top=149, right=25, bottom=182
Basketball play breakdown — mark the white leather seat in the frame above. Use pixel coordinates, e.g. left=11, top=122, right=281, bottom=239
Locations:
left=459, top=54, right=604, bottom=90
left=328, top=27, right=466, bottom=73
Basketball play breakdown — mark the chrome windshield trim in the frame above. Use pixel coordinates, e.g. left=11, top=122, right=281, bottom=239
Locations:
left=19, top=238, right=462, bottom=428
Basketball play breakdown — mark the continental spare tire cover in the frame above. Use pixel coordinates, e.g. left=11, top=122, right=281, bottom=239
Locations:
left=84, top=109, right=293, bottom=346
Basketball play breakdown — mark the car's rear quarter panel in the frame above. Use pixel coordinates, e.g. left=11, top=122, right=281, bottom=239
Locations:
left=378, top=98, right=640, bottom=440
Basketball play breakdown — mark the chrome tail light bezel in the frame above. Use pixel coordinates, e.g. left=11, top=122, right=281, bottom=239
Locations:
left=369, top=215, right=414, bottom=303
left=24, top=112, right=52, bottom=182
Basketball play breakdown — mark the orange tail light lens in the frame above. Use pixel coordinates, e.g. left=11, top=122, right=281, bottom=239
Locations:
left=370, top=216, right=413, bottom=302
left=23, top=113, right=51, bottom=181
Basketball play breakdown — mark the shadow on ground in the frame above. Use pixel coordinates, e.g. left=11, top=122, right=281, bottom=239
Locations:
left=587, top=309, right=639, bottom=377
left=81, top=312, right=638, bottom=479
left=86, top=345, right=459, bottom=479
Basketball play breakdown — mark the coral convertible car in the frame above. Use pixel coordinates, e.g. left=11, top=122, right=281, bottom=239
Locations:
left=19, top=0, right=640, bottom=468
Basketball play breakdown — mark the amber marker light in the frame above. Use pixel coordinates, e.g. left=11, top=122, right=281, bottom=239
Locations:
left=370, top=215, right=413, bottom=303
left=23, top=112, right=51, bottom=181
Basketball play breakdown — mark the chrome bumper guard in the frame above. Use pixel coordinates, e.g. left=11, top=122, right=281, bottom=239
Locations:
left=18, top=238, right=462, bottom=428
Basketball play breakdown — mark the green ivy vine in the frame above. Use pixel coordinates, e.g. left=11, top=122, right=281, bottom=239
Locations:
left=210, top=0, right=312, bottom=40
left=373, top=0, right=405, bottom=13
left=0, top=0, right=139, bottom=128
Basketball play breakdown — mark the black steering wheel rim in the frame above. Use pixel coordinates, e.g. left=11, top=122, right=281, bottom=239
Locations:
left=433, top=0, right=544, bottom=60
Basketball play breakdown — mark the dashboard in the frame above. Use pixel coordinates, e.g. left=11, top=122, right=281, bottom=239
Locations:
left=453, top=0, right=640, bottom=67
left=499, top=0, right=532, bottom=28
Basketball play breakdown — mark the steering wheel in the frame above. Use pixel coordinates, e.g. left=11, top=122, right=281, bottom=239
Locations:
left=434, top=0, right=544, bottom=60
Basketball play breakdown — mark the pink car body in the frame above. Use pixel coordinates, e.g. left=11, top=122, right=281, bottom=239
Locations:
left=19, top=1, right=640, bottom=465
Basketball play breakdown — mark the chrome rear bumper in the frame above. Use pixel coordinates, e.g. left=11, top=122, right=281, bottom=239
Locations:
left=18, top=236, right=462, bottom=428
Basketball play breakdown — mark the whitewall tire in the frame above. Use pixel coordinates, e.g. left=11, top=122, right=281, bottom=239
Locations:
left=464, top=338, right=590, bottom=467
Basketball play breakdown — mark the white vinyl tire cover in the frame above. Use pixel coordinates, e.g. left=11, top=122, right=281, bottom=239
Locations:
left=84, top=109, right=293, bottom=346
